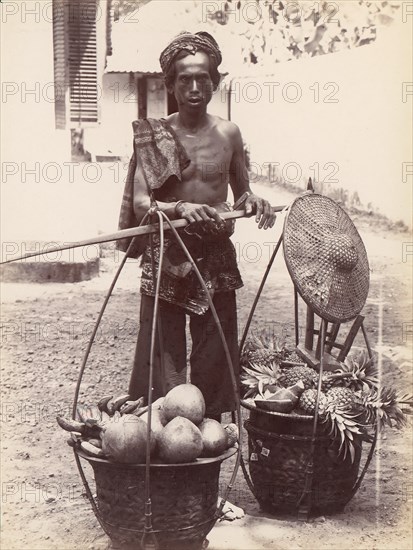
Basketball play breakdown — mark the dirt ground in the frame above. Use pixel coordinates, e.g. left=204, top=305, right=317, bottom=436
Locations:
left=1, top=183, right=412, bottom=550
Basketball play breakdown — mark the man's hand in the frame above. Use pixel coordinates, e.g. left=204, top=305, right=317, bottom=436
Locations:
left=245, top=193, right=276, bottom=229
left=176, top=202, right=226, bottom=233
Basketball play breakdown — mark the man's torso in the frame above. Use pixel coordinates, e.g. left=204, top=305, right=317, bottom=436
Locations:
left=157, top=113, right=234, bottom=205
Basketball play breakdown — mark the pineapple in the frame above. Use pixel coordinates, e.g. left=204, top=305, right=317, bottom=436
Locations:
left=326, top=387, right=358, bottom=408
left=280, top=365, right=318, bottom=390
left=359, top=386, right=407, bottom=430
left=322, top=386, right=364, bottom=462
left=299, top=386, right=363, bottom=462
left=321, top=373, right=341, bottom=392
left=335, top=351, right=379, bottom=392
left=240, top=361, right=283, bottom=398
left=247, top=348, right=281, bottom=368
left=299, top=387, right=358, bottom=415
left=240, top=331, right=290, bottom=398
left=299, top=388, right=327, bottom=414
left=241, top=332, right=408, bottom=463
left=242, top=332, right=289, bottom=367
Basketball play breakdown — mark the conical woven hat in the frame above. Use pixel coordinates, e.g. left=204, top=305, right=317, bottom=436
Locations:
left=283, top=193, right=369, bottom=323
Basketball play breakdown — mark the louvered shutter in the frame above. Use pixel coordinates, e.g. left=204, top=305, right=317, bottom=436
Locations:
left=53, top=0, right=100, bottom=128
left=68, top=0, right=99, bottom=125
left=52, top=0, right=69, bottom=130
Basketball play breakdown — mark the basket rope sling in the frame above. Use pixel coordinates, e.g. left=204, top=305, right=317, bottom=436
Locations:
left=238, top=188, right=378, bottom=521
left=0, top=187, right=282, bottom=547
left=72, top=201, right=243, bottom=550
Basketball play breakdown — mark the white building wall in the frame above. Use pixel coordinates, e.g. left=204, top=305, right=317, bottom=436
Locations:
left=86, top=72, right=139, bottom=159
left=209, top=80, right=229, bottom=121
left=230, top=23, right=412, bottom=225
left=0, top=1, right=125, bottom=245
left=146, top=77, right=167, bottom=119
left=1, top=5, right=71, bottom=167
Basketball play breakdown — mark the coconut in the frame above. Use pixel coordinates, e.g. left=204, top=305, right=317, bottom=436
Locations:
left=199, top=419, right=229, bottom=457
left=157, top=416, right=203, bottom=463
left=139, top=408, right=167, bottom=440
left=163, top=383, right=205, bottom=425
left=101, top=415, right=155, bottom=463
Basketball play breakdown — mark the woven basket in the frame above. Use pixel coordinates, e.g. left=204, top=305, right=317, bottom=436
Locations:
left=241, top=402, right=362, bottom=516
left=77, top=447, right=236, bottom=550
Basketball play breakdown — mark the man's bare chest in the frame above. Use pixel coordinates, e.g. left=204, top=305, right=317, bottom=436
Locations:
left=178, top=131, right=233, bottom=183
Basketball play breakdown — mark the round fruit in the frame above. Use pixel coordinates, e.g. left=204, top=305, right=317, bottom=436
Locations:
left=101, top=416, right=154, bottom=463
left=157, top=416, right=203, bottom=463
left=139, top=408, right=167, bottom=439
left=199, top=419, right=228, bottom=457
left=163, top=383, right=206, bottom=425
left=223, top=423, right=239, bottom=447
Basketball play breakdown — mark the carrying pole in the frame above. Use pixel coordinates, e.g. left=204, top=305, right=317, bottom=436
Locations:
left=0, top=207, right=285, bottom=265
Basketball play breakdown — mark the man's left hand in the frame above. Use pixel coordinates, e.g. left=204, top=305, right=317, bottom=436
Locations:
left=245, top=193, right=276, bottom=229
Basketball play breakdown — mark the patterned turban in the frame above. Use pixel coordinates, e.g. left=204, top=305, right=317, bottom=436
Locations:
left=159, top=31, right=222, bottom=77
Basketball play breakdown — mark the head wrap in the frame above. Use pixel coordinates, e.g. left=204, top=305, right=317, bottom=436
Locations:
left=159, top=31, right=222, bottom=76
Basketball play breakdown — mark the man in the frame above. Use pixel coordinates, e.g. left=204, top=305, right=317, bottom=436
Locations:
left=125, top=31, right=276, bottom=420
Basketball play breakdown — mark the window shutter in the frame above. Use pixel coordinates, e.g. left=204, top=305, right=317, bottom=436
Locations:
left=52, top=0, right=69, bottom=130
left=53, top=0, right=100, bottom=129
left=68, top=0, right=99, bottom=125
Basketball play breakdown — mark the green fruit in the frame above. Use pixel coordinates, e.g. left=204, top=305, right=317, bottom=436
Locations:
left=199, top=419, right=228, bottom=457
left=101, top=416, right=155, bottom=463
left=139, top=409, right=167, bottom=441
left=163, top=384, right=205, bottom=425
left=157, top=417, right=203, bottom=464
left=223, top=423, right=239, bottom=447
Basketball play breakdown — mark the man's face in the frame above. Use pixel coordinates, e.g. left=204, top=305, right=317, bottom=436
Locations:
left=170, top=51, right=214, bottom=111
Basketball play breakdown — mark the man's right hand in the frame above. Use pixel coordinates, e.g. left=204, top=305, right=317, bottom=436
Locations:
left=176, top=202, right=226, bottom=229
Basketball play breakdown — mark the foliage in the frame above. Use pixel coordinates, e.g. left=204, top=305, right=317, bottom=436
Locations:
left=112, top=0, right=152, bottom=20
left=205, top=0, right=402, bottom=67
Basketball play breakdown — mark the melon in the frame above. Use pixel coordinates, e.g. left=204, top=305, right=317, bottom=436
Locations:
left=199, top=419, right=229, bottom=457
left=101, top=415, right=155, bottom=463
left=157, top=416, right=203, bottom=463
left=163, top=383, right=205, bottom=425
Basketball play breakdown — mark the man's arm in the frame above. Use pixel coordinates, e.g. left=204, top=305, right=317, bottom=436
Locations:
left=228, top=122, right=276, bottom=230
left=132, top=157, right=178, bottom=221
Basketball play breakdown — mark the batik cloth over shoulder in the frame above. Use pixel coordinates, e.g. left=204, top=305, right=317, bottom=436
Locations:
left=116, top=118, right=190, bottom=257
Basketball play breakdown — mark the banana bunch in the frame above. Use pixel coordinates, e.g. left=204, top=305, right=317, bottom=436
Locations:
left=56, top=393, right=145, bottom=459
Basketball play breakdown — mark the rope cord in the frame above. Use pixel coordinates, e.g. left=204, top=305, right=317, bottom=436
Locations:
left=238, top=232, right=283, bottom=354
left=142, top=210, right=165, bottom=550
left=71, top=224, right=148, bottom=420
left=296, top=317, right=327, bottom=519
left=237, top=231, right=283, bottom=502
left=71, top=219, right=149, bottom=533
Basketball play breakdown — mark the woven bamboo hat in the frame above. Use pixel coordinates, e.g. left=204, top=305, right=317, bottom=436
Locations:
left=283, top=193, right=370, bottom=323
